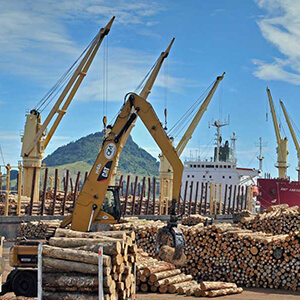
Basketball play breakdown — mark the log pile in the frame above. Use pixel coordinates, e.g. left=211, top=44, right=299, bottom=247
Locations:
left=181, top=214, right=212, bottom=226
left=239, top=204, right=300, bottom=234
left=18, top=220, right=62, bottom=239
left=42, top=228, right=137, bottom=300
left=111, top=220, right=300, bottom=291
left=0, top=194, right=31, bottom=215
left=120, top=196, right=160, bottom=216
left=136, top=250, right=243, bottom=297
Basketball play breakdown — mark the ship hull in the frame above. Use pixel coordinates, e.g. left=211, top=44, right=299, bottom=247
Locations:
left=257, top=178, right=300, bottom=208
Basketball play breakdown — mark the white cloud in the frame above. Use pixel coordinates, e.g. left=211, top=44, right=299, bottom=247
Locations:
left=253, top=0, right=300, bottom=84
left=0, top=0, right=164, bottom=85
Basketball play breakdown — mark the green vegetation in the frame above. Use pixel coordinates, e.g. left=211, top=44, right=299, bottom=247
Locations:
left=43, top=131, right=159, bottom=177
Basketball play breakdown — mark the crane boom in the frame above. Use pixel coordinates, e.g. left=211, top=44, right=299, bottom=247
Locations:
left=23, top=17, right=115, bottom=157
left=21, top=17, right=114, bottom=200
left=62, top=93, right=183, bottom=231
left=176, top=72, right=225, bottom=155
left=109, top=38, right=175, bottom=185
left=279, top=99, right=300, bottom=180
left=266, top=87, right=288, bottom=179
left=159, top=73, right=225, bottom=209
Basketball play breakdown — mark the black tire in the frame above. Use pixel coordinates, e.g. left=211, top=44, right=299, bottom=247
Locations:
left=12, top=270, right=37, bottom=297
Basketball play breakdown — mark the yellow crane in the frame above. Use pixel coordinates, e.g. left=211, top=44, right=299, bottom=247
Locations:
left=266, top=87, right=289, bottom=179
left=279, top=99, right=300, bottom=181
left=159, top=73, right=225, bottom=207
left=20, top=17, right=115, bottom=200
left=109, top=38, right=175, bottom=185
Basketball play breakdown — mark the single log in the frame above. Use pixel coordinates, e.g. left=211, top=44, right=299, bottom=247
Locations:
left=149, top=269, right=182, bottom=282
left=202, top=287, right=243, bottom=297
left=43, top=291, right=97, bottom=300
left=200, top=281, right=237, bottom=291
left=49, top=237, right=122, bottom=253
left=178, top=282, right=200, bottom=295
left=43, top=245, right=111, bottom=266
left=143, top=262, right=175, bottom=277
left=42, top=273, right=98, bottom=292
left=155, top=274, right=193, bottom=286
left=158, top=245, right=187, bottom=267
left=43, top=257, right=98, bottom=274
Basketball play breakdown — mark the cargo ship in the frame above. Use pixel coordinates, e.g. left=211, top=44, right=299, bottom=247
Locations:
left=182, top=120, right=260, bottom=200
left=257, top=88, right=300, bottom=209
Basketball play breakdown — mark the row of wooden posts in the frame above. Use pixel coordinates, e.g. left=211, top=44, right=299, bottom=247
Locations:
left=1, top=164, right=253, bottom=217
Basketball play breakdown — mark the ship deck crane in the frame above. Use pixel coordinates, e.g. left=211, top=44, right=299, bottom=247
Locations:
left=159, top=73, right=225, bottom=207
left=266, top=87, right=289, bottom=179
left=20, top=17, right=115, bottom=200
left=279, top=99, right=300, bottom=181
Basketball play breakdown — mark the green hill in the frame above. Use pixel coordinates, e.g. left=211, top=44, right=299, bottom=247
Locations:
left=43, top=131, right=159, bottom=177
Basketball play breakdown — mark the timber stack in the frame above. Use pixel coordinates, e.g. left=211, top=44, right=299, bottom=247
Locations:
left=136, top=250, right=243, bottom=297
left=182, top=214, right=212, bottom=226
left=18, top=220, right=62, bottom=239
left=42, top=228, right=137, bottom=300
left=239, top=204, right=300, bottom=234
left=112, top=220, right=300, bottom=291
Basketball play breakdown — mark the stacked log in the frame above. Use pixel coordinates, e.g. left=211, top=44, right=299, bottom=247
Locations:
left=136, top=251, right=243, bottom=297
left=42, top=228, right=137, bottom=300
left=18, top=220, right=63, bottom=239
left=112, top=220, right=300, bottom=291
left=182, top=214, right=212, bottom=226
left=239, top=204, right=300, bottom=234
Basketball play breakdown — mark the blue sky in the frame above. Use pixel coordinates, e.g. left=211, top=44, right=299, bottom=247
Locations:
left=1, top=0, right=300, bottom=180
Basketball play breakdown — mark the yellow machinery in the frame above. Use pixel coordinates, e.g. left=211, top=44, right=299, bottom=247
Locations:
left=279, top=99, right=300, bottom=181
left=109, top=38, right=175, bottom=186
left=2, top=36, right=185, bottom=297
left=266, top=87, right=289, bottom=179
left=159, top=73, right=225, bottom=208
left=20, top=17, right=114, bottom=201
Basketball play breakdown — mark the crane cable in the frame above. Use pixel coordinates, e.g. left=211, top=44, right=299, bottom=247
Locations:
left=167, top=79, right=216, bottom=138
left=34, top=33, right=97, bottom=113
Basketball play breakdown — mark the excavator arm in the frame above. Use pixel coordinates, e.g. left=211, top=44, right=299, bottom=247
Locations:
left=61, top=93, right=183, bottom=233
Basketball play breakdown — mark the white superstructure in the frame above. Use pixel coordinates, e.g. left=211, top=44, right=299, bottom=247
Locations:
left=182, top=120, right=260, bottom=199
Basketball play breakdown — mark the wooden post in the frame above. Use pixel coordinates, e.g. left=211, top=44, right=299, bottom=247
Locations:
left=209, top=183, right=214, bottom=215
left=4, top=164, right=11, bottom=216
left=223, top=184, right=228, bottom=215
left=213, top=183, right=218, bottom=215
left=236, top=185, right=241, bottom=212
left=41, top=168, right=48, bottom=216
left=29, top=167, right=37, bottom=216
left=52, top=169, right=58, bottom=215
left=227, top=185, right=232, bottom=213
left=49, top=176, right=54, bottom=191
left=193, top=181, right=199, bottom=214
left=152, top=177, right=156, bottom=215
left=131, top=176, right=138, bottom=215
left=232, top=185, right=237, bottom=213
left=138, top=177, right=146, bottom=215
left=240, top=186, right=244, bottom=211
left=145, top=177, right=151, bottom=215
left=73, top=172, right=81, bottom=207
left=244, top=186, right=248, bottom=210
left=84, top=171, right=88, bottom=183
left=204, top=182, right=208, bottom=215
left=70, top=177, right=74, bottom=193
left=218, top=183, right=222, bottom=215
left=62, top=170, right=69, bottom=215
left=248, top=186, right=253, bottom=211
left=57, top=176, right=61, bottom=192
left=188, top=181, right=194, bottom=215
left=199, top=182, right=204, bottom=214
left=123, top=175, right=130, bottom=216
left=137, top=183, right=141, bottom=197
left=17, top=164, right=23, bottom=216
left=119, top=175, right=124, bottom=197
left=182, top=181, right=188, bottom=215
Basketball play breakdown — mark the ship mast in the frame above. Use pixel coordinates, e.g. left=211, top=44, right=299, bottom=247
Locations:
left=211, top=119, right=228, bottom=162
left=255, top=137, right=266, bottom=175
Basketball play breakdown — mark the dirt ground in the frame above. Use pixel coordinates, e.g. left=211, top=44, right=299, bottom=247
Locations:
left=1, top=243, right=300, bottom=300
